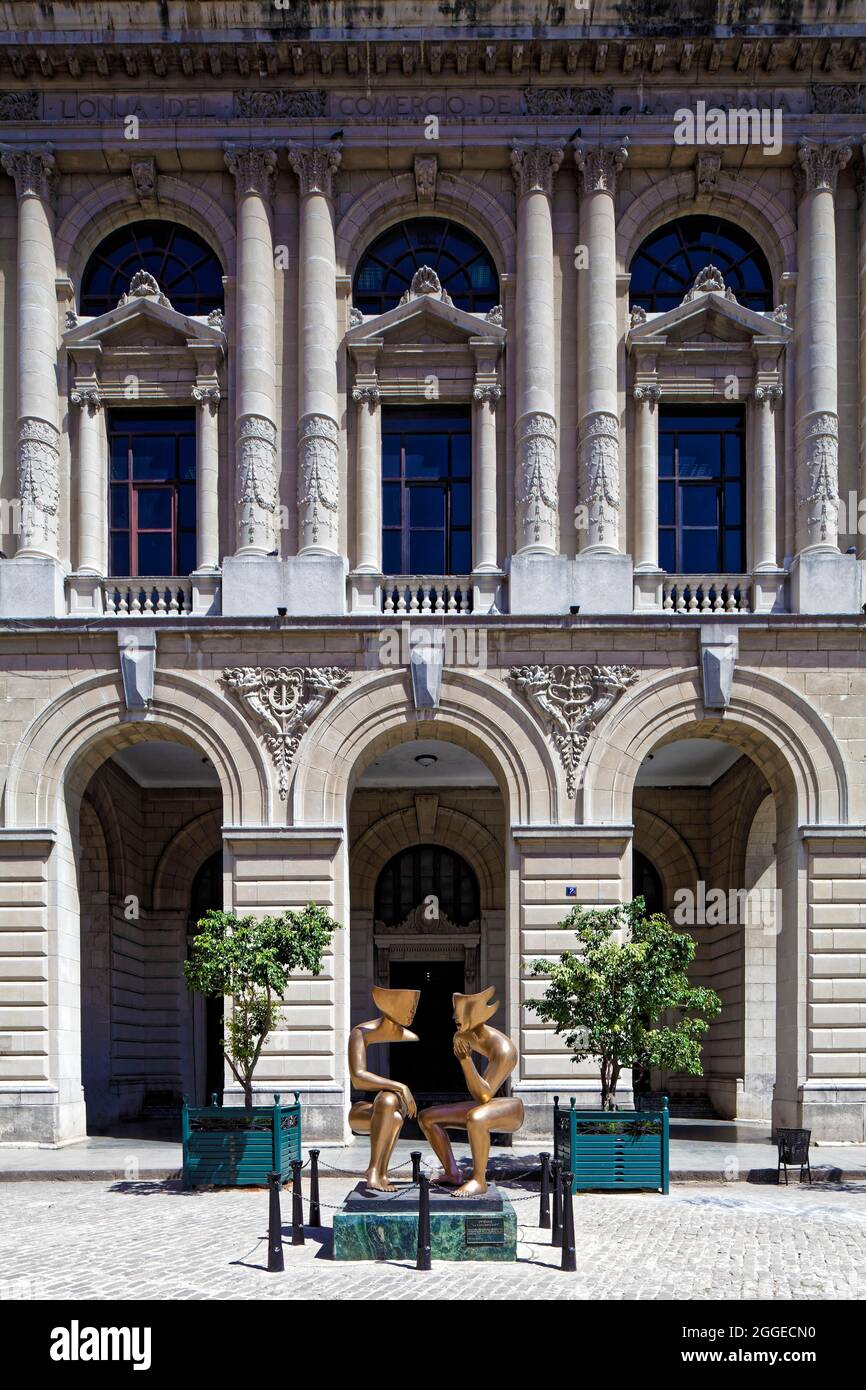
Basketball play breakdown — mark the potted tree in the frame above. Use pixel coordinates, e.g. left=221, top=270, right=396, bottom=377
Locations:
left=527, top=898, right=720, bottom=1192
left=182, top=903, right=340, bottom=1186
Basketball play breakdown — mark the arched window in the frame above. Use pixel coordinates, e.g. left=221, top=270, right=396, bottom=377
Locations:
left=80, top=220, right=224, bottom=317
left=353, top=218, right=499, bottom=315
left=374, top=846, right=480, bottom=928
left=629, top=216, right=773, bottom=314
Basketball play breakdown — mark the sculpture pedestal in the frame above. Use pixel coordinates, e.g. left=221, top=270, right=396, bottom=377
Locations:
left=332, top=1181, right=517, bottom=1262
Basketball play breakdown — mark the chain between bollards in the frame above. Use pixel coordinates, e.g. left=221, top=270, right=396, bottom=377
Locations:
left=538, top=1151, right=551, bottom=1229
left=267, top=1170, right=284, bottom=1273
left=416, top=1171, right=432, bottom=1271
left=290, top=1158, right=305, bottom=1246
left=308, top=1148, right=321, bottom=1227
left=560, top=1169, right=576, bottom=1272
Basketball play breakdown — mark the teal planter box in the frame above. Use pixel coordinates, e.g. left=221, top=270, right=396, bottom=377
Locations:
left=182, top=1092, right=301, bottom=1188
left=554, top=1095, right=669, bottom=1194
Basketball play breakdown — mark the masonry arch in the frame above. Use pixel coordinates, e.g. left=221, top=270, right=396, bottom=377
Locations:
left=351, top=804, right=504, bottom=912
left=632, top=808, right=699, bottom=914
left=152, top=808, right=223, bottom=911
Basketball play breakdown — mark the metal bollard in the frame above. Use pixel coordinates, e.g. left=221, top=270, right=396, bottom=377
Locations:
left=560, top=1170, right=576, bottom=1272
left=538, top=1152, right=551, bottom=1229
left=551, top=1159, right=562, bottom=1247
left=411, top=1150, right=422, bottom=1183
left=290, top=1158, right=305, bottom=1246
left=416, top=1171, right=432, bottom=1271
left=267, top=1170, right=284, bottom=1273
left=308, top=1148, right=321, bottom=1227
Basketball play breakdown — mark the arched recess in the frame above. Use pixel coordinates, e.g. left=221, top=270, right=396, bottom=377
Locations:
left=291, top=667, right=560, bottom=828
left=4, top=668, right=270, bottom=830
left=632, top=808, right=699, bottom=912
left=582, top=666, right=848, bottom=829
left=152, top=809, right=223, bottom=911
left=617, top=170, right=797, bottom=290
left=55, top=176, right=236, bottom=289
left=336, top=171, right=516, bottom=279
left=351, top=805, right=504, bottom=911
left=81, top=775, right=127, bottom=901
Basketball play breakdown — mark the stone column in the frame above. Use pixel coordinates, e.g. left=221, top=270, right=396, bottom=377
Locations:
left=575, top=142, right=628, bottom=554
left=794, top=140, right=850, bottom=553
left=223, top=145, right=279, bottom=556
left=69, top=388, right=104, bottom=575
left=288, top=145, right=342, bottom=556
left=1, top=148, right=60, bottom=561
left=351, top=385, right=381, bottom=574
left=751, top=385, right=783, bottom=572
left=632, top=383, right=660, bottom=572
left=472, top=384, right=501, bottom=573
left=191, top=386, right=221, bottom=572
left=510, top=142, right=563, bottom=554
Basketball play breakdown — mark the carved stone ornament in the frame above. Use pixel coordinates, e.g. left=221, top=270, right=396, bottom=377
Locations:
left=224, top=144, right=278, bottom=198
left=287, top=144, right=342, bottom=198
left=298, top=413, right=339, bottom=547
left=399, top=265, right=453, bottom=306
left=629, top=304, right=647, bottom=327
left=0, top=92, right=39, bottom=122
left=207, top=308, right=225, bottom=330
left=812, top=84, right=866, bottom=116
left=375, top=904, right=479, bottom=936
left=579, top=411, right=621, bottom=547
left=797, top=139, right=852, bottom=195
left=352, top=385, right=380, bottom=406
left=771, top=304, right=789, bottom=325
left=234, top=90, right=327, bottom=120
left=473, top=383, right=502, bottom=405
left=485, top=304, right=504, bottom=326
left=522, top=86, right=613, bottom=117
left=680, top=264, right=737, bottom=304
left=118, top=270, right=172, bottom=308
left=516, top=412, right=558, bottom=549
left=574, top=142, right=628, bottom=195
left=191, top=384, right=221, bottom=413
left=633, top=383, right=661, bottom=406
left=220, top=666, right=350, bottom=799
left=1, top=147, right=56, bottom=201
left=511, top=141, right=564, bottom=199
left=509, top=663, right=638, bottom=797
left=17, top=417, right=60, bottom=552
left=70, top=388, right=103, bottom=414
left=348, top=306, right=364, bottom=327
left=799, top=412, right=839, bottom=544
left=694, top=152, right=721, bottom=198
left=65, top=309, right=78, bottom=330
left=237, top=414, right=278, bottom=551
left=414, top=154, right=437, bottom=201
left=754, top=384, right=783, bottom=408
left=130, top=157, right=157, bottom=200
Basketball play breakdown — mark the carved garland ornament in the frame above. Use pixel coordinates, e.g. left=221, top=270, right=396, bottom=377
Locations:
left=579, top=411, right=621, bottom=547
left=237, top=414, right=278, bottom=550
left=17, top=417, right=60, bottom=551
left=516, top=413, right=558, bottom=548
left=799, top=412, right=840, bottom=543
left=298, top=413, right=340, bottom=547
left=220, top=666, right=350, bottom=798
left=509, top=663, right=638, bottom=797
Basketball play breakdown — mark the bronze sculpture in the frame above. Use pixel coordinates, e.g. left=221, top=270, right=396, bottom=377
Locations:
left=348, top=986, right=419, bottom=1192
left=419, top=986, right=524, bottom=1196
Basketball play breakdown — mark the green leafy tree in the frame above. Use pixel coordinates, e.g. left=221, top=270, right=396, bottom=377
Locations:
left=526, top=899, right=721, bottom=1110
left=184, top=904, right=340, bottom=1107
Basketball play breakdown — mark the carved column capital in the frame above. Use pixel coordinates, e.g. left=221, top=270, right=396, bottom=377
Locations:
left=510, top=141, right=564, bottom=199
left=223, top=144, right=278, bottom=198
left=1, top=146, right=56, bottom=201
left=472, top=383, right=502, bottom=405
left=797, top=139, right=851, bottom=195
left=192, top=384, right=221, bottom=414
left=574, top=141, right=629, bottom=196
left=351, top=385, right=380, bottom=407
left=288, top=144, right=342, bottom=198
left=633, top=383, right=661, bottom=406
left=753, top=383, right=783, bottom=409
left=70, top=387, right=103, bottom=415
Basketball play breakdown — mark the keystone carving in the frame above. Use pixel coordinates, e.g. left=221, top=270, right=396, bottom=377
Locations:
left=220, top=666, right=350, bottom=799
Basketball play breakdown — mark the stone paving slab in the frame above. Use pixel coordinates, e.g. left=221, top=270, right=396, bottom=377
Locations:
left=1, top=1178, right=864, bottom=1301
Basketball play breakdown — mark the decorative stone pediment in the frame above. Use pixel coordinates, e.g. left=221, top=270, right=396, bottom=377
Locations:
left=63, top=291, right=226, bottom=352
left=509, top=663, right=638, bottom=797
left=375, top=904, right=479, bottom=936
left=346, top=289, right=506, bottom=346
left=627, top=288, right=791, bottom=350
left=220, top=665, right=350, bottom=799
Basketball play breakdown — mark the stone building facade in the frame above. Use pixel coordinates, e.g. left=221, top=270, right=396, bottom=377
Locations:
left=2, top=2, right=866, bottom=1145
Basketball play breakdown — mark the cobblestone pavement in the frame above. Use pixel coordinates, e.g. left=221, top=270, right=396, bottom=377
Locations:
left=1, top=1178, right=864, bottom=1301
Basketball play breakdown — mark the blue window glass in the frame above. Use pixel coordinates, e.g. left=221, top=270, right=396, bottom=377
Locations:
left=353, top=218, right=499, bottom=315
left=108, top=409, right=196, bottom=576
left=657, top=405, right=745, bottom=574
left=80, top=220, right=224, bottom=317
left=380, top=407, right=473, bottom=574
left=630, top=216, right=773, bottom=313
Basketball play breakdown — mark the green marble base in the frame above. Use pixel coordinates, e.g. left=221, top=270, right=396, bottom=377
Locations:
left=332, top=1183, right=518, bottom=1262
